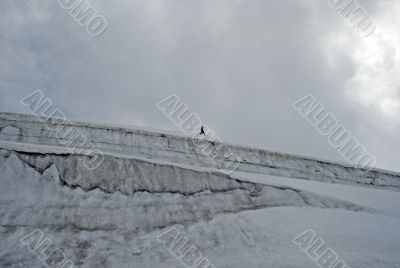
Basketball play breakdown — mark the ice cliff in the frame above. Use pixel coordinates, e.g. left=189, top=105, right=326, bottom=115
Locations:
left=0, top=112, right=399, bottom=191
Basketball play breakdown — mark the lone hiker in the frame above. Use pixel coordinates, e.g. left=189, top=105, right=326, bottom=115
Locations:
left=200, top=126, right=206, bottom=135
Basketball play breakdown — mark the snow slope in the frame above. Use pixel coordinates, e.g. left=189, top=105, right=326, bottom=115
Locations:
left=0, top=113, right=399, bottom=268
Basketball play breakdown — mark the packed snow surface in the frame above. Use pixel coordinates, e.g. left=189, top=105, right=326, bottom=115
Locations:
left=0, top=113, right=399, bottom=268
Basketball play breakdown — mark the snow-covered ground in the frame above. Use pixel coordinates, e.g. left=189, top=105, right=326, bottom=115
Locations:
left=0, top=113, right=399, bottom=267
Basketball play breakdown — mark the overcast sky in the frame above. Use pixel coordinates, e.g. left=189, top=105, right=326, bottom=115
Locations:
left=0, top=0, right=399, bottom=171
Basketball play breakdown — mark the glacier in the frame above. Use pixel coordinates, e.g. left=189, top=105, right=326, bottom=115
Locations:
left=0, top=112, right=399, bottom=268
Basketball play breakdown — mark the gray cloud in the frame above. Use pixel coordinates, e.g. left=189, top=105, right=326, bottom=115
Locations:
left=0, top=0, right=399, bottom=171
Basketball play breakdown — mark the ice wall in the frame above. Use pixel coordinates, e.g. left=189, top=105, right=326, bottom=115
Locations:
left=0, top=112, right=399, bottom=189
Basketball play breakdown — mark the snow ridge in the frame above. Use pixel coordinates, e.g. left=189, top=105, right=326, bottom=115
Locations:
left=0, top=112, right=399, bottom=190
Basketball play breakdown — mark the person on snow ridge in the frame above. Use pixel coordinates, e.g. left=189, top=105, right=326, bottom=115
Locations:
left=200, top=126, right=206, bottom=135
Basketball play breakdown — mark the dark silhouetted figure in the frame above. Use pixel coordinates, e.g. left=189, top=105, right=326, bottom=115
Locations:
left=200, top=126, right=206, bottom=135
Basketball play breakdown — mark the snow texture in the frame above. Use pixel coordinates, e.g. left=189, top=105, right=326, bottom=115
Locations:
left=0, top=113, right=400, bottom=268
left=1, top=112, right=399, bottom=190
